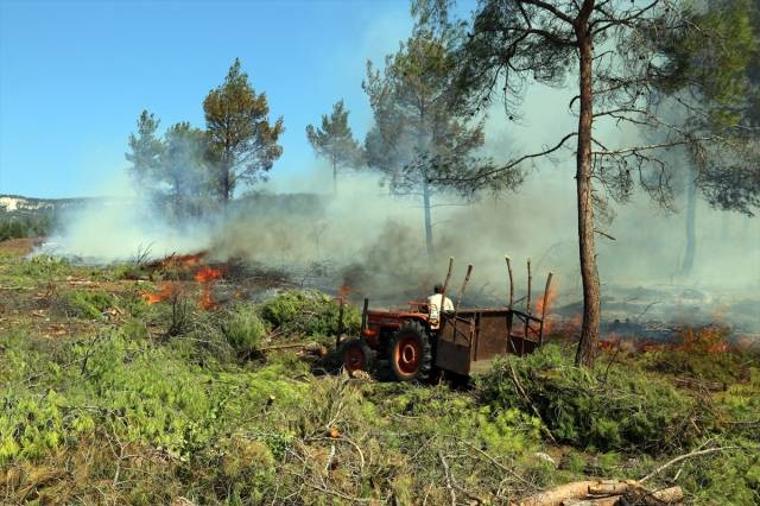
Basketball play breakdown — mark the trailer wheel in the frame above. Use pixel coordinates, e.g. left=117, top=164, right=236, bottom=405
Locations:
left=389, top=322, right=432, bottom=382
left=341, top=339, right=373, bottom=374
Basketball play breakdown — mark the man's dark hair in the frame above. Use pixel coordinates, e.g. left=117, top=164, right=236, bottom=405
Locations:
left=434, top=283, right=444, bottom=294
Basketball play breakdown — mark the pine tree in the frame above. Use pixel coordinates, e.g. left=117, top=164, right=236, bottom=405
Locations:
left=204, top=59, right=284, bottom=202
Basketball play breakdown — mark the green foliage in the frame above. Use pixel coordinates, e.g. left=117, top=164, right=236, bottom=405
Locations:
left=306, top=100, right=363, bottom=190
left=126, top=110, right=164, bottom=184
left=658, top=0, right=758, bottom=128
left=715, top=367, right=760, bottom=436
left=258, top=289, right=360, bottom=341
left=159, top=121, right=211, bottom=218
left=20, top=254, right=71, bottom=278
left=634, top=326, right=758, bottom=385
left=478, top=344, right=707, bottom=453
left=0, top=213, right=53, bottom=240
left=0, top=331, right=307, bottom=466
left=363, top=26, right=494, bottom=193
left=677, top=442, right=760, bottom=504
left=368, top=382, right=541, bottom=456
left=3, top=253, right=758, bottom=504
left=204, top=58, right=284, bottom=201
left=221, top=304, right=269, bottom=353
left=57, top=289, right=115, bottom=320
left=638, top=349, right=751, bottom=387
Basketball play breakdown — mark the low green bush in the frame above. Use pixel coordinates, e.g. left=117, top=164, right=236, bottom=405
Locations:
left=258, top=289, right=360, bottom=341
left=221, top=304, right=269, bottom=353
left=677, top=440, right=760, bottom=505
left=367, top=382, right=542, bottom=456
left=58, top=289, right=115, bottom=320
left=21, top=254, right=72, bottom=278
left=477, top=344, right=709, bottom=453
left=0, top=331, right=307, bottom=466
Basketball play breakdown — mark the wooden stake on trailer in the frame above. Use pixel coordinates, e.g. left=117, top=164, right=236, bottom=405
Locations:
left=451, top=264, right=473, bottom=342
left=539, top=272, right=554, bottom=346
left=505, top=255, right=515, bottom=355
left=505, top=255, right=514, bottom=309
left=523, top=258, right=532, bottom=354
left=455, top=264, right=474, bottom=311
left=336, top=297, right=345, bottom=350
left=360, top=298, right=369, bottom=334
left=526, top=258, right=532, bottom=314
left=440, top=256, right=454, bottom=301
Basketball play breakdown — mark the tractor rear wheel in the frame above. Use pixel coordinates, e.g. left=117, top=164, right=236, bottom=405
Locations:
left=341, top=339, right=373, bottom=374
left=389, top=322, right=432, bottom=382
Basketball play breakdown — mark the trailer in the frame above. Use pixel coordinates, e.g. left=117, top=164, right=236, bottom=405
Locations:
left=340, top=257, right=554, bottom=381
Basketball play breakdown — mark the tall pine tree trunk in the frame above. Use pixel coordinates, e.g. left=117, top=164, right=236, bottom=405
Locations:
left=574, top=5, right=602, bottom=368
left=680, top=171, right=697, bottom=276
left=422, top=178, right=434, bottom=257
left=221, top=154, right=232, bottom=203
left=332, top=156, right=338, bottom=195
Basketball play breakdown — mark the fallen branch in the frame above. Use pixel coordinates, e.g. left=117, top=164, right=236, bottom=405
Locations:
left=639, top=446, right=740, bottom=483
left=517, top=479, right=685, bottom=506
left=507, top=358, right=557, bottom=444
left=454, top=436, right=534, bottom=488
left=517, top=480, right=599, bottom=506
left=438, top=450, right=457, bottom=506
left=301, top=481, right=373, bottom=503
left=518, top=445, right=743, bottom=504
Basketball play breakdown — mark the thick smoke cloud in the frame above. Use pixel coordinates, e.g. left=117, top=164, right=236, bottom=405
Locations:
left=41, top=36, right=759, bottom=336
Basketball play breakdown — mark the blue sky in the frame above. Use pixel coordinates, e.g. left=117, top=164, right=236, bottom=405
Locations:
left=0, top=0, right=476, bottom=198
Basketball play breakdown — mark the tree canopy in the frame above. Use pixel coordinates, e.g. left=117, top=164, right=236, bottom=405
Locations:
left=204, top=58, right=284, bottom=202
left=125, top=110, right=163, bottom=185
left=159, top=122, right=210, bottom=218
left=306, top=100, right=363, bottom=194
left=363, top=25, right=513, bottom=256
left=415, top=0, right=759, bottom=366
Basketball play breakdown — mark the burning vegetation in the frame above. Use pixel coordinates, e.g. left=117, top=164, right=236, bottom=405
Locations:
left=2, top=234, right=760, bottom=506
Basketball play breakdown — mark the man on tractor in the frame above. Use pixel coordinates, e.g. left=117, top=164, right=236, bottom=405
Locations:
left=427, top=283, right=454, bottom=331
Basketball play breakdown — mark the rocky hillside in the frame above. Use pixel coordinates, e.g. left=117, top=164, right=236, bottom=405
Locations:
left=0, top=194, right=91, bottom=217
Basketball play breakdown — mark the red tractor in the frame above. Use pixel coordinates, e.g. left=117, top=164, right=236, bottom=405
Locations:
left=339, top=258, right=554, bottom=381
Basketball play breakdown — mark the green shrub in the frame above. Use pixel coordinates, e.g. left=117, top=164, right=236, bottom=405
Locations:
left=21, top=254, right=72, bottom=278
left=221, top=305, right=268, bottom=353
left=58, top=289, right=114, bottom=320
left=715, top=367, right=760, bottom=440
left=677, top=441, right=760, bottom=505
left=0, top=331, right=308, bottom=465
left=258, top=289, right=360, bottom=341
left=477, top=344, right=707, bottom=453
left=368, top=382, right=542, bottom=456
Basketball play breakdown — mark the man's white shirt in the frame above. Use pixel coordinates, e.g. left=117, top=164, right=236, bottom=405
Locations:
left=427, top=293, right=454, bottom=330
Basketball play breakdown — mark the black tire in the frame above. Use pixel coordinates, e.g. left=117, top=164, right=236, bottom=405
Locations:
left=340, top=338, right=374, bottom=374
left=389, top=321, right=432, bottom=382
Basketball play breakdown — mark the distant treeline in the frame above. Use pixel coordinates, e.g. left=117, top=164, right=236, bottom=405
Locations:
left=0, top=213, right=54, bottom=241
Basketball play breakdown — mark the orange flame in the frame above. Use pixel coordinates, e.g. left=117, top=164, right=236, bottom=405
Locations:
left=194, top=266, right=222, bottom=283
left=195, top=266, right=223, bottom=310
left=535, top=285, right=557, bottom=316
left=151, top=251, right=208, bottom=272
left=199, top=286, right=217, bottom=310
left=675, top=325, right=730, bottom=354
left=338, top=283, right=351, bottom=302
left=535, top=284, right=558, bottom=334
left=142, top=282, right=179, bottom=304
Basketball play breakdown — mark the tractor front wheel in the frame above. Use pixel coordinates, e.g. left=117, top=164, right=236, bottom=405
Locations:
left=341, top=339, right=373, bottom=374
left=389, top=322, right=432, bottom=382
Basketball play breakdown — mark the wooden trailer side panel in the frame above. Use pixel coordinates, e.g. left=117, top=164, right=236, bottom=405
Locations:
left=435, top=310, right=513, bottom=376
